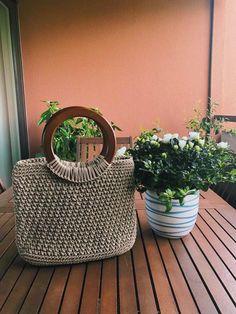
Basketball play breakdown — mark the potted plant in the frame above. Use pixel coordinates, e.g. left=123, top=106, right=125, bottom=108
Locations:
left=129, top=130, right=236, bottom=238
left=186, top=100, right=236, bottom=208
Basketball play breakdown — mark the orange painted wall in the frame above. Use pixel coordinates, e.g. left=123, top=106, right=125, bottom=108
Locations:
left=212, top=0, right=236, bottom=122
left=19, top=0, right=210, bottom=156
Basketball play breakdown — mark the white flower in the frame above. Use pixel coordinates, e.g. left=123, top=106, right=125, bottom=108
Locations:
left=163, top=133, right=172, bottom=143
left=217, top=141, right=229, bottom=149
left=189, top=142, right=194, bottom=148
left=179, top=140, right=186, bottom=149
left=172, top=133, right=179, bottom=139
left=116, top=146, right=126, bottom=156
left=189, top=132, right=200, bottom=140
left=182, top=136, right=188, bottom=141
left=198, top=139, right=205, bottom=146
left=152, top=134, right=158, bottom=140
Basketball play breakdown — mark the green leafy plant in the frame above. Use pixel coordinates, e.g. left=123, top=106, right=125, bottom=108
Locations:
left=38, top=100, right=122, bottom=161
left=129, top=130, right=236, bottom=211
left=186, top=100, right=225, bottom=138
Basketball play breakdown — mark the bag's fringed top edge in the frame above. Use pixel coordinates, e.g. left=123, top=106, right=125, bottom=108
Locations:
left=47, top=155, right=110, bottom=183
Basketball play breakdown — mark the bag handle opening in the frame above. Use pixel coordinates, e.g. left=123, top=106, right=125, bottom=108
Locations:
left=42, top=106, right=116, bottom=182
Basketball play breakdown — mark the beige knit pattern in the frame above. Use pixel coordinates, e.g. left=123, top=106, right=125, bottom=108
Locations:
left=12, top=156, right=136, bottom=266
left=47, top=155, right=110, bottom=183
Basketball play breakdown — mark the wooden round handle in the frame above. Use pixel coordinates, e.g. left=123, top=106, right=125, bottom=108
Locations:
left=42, top=106, right=116, bottom=164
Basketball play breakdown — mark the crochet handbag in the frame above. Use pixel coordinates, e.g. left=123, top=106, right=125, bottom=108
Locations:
left=13, top=106, right=136, bottom=265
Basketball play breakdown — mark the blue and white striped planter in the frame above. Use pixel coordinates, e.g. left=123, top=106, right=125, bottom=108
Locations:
left=145, top=190, right=200, bottom=239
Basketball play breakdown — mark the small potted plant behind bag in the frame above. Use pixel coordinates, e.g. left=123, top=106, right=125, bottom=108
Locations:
left=129, top=131, right=236, bottom=238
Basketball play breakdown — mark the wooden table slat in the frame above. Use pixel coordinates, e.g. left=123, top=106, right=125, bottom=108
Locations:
left=0, top=188, right=13, bottom=205
left=0, top=242, right=18, bottom=279
left=157, top=237, right=199, bottom=313
left=215, top=207, right=236, bottom=228
left=170, top=239, right=218, bottom=314
left=199, top=210, right=236, bottom=257
left=0, top=203, right=14, bottom=213
left=191, top=225, right=236, bottom=301
left=0, top=188, right=14, bottom=213
left=19, top=267, right=54, bottom=314
left=201, top=189, right=229, bottom=205
left=79, top=261, right=102, bottom=314
left=0, top=216, right=15, bottom=241
left=0, top=213, right=13, bottom=229
left=0, top=256, right=25, bottom=309
left=60, top=264, right=86, bottom=314
left=135, top=199, right=145, bottom=210
left=0, top=228, right=15, bottom=258
left=206, top=208, right=236, bottom=241
left=132, top=218, right=158, bottom=314
left=100, top=257, right=117, bottom=314
left=138, top=211, right=179, bottom=314
left=118, top=251, right=138, bottom=314
left=196, top=215, right=236, bottom=277
left=0, top=263, right=38, bottom=313
left=183, top=234, right=236, bottom=313
left=39, top=266, right=70, bottom=314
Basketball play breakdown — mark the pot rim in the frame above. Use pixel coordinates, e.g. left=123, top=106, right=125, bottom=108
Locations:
left=146, top=189, right=199, bottom=199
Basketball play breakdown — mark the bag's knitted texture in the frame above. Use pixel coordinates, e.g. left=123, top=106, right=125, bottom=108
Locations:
left=47, top=155, right=110, bottom=183
left=12, top=156, right=136, bottom=265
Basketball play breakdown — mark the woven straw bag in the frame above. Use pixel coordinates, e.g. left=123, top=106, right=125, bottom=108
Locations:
left=13, top=107, right=136, bottom=265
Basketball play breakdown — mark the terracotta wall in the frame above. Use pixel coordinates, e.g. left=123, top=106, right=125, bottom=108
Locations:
left=19, top=0, right=210, bottom=155
left=212, top=0, right=236, bottom=121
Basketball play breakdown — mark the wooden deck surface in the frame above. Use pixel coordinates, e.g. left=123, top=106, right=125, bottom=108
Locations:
left=0, top=189, right=235, bottom=314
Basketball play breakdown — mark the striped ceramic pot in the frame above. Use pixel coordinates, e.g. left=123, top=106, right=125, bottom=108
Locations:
left=145, top=190, right=200, bottom=239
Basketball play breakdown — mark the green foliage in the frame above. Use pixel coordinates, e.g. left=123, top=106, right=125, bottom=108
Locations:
left=186, top=100, right=225, bottom=137
left=38, top=101, right=121, bottom=161
left=129, top=131, right=236, bottom=210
